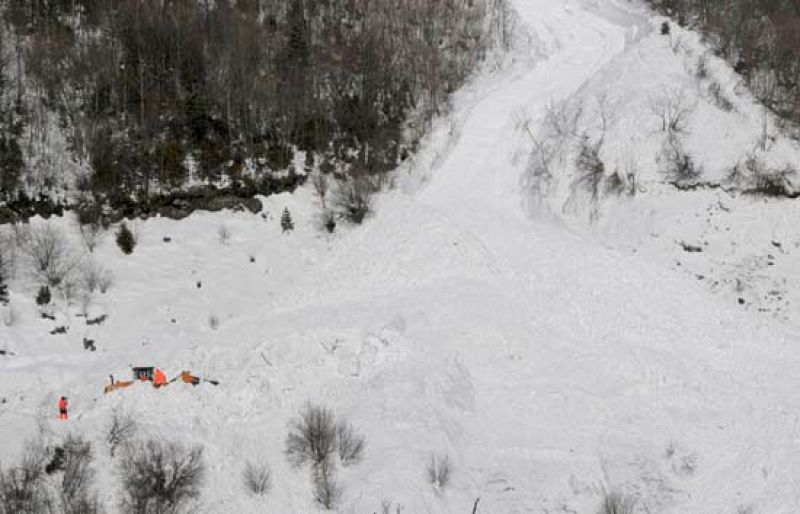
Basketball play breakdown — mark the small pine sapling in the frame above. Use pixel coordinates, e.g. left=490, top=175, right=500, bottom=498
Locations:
left=281, top=208, right=294, bottom=233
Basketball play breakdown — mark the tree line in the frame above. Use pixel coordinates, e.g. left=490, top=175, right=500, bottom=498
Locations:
left=0, top=0, right=510, bottom=208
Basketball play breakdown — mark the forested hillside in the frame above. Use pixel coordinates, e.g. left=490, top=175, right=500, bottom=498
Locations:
left=647, top=0, right=800, bottom=131
left=0, top=0, right=513, bottom=217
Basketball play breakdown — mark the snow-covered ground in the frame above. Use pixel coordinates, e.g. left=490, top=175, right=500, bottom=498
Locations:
left=3, top=0, right=800, bottom=513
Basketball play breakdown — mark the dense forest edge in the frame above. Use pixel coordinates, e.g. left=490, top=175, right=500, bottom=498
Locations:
left=0, top=0, right=516, bottom=224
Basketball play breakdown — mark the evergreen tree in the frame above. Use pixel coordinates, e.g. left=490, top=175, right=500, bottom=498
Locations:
left=116, top=223, right=136, bottom=254
left=281, top=207, right=294, bottom=233
left=36, top=285, right=51, bottom=306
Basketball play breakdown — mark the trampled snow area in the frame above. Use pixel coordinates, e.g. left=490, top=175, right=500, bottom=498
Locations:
left=3, top=1, right=800, bottom=513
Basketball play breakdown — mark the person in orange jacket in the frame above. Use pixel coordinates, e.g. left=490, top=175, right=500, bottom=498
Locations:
left=58, top=396, right=68, bottom=420
left=153, top=368, right=168, bottom=388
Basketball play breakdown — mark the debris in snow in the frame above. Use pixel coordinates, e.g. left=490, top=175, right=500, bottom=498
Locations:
left=679, top=241, right=703, bottom=253
left=86, top=314, right=107, bottom=326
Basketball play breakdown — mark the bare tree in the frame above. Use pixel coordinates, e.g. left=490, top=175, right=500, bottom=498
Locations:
left=660, top=133, right=702, bottom=184
left=23, top=226, right=78, bottom=288
left=648, top=88, right=696, bottom=135
left=285, top=404, right=338, bottom=468
left=107, top=409, right=137, bottom=457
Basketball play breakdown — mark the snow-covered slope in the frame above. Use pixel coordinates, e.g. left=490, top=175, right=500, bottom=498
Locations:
left=3, top=1, right=800, bottom=513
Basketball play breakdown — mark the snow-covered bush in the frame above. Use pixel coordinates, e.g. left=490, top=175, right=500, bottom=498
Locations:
left=217, top=224, right=231, bottom=246
left=2, top=306, right=17, bottom=327
left=596, top=492, right=635, bottom=514
left=426, top=454, right=451, bottom=490
left=98, top=270, right=114, bottom=294
left=120, top=440, right=205, bottom=514
left=243, top=461, right=270, bottom=496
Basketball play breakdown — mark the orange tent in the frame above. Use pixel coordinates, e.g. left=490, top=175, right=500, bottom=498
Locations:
left=154, top=368, right=168, bottom=388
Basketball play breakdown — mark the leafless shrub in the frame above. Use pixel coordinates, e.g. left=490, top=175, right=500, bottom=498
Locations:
left=427, top=454, right=451, bottom=490
left=544, top=99, right=583, bottom=142
left=107, top=409, right=137, bottom=457
left=564, top=137, right=605, bottom=221
left=286, top=405, right=366, bottom=507
left=217, top=225, right=231, bottom=246
left=312, top=460, right=340, bottom=511
left=649, top=88, right=696, bottom=135
left=57, top=434, right=100, bottom=514
left=120, top=439, right=205, bottom=514
left=285, top=404, right=338, bottom=468
left=242, top=461, right=270, bottom=495
left=0, top=439, right=51, bottom=514
left=24, top=226, right=79, bottom=288
left=336, top=422, right=365, bottom=466
left=597, top=491, right=635, bottom=514
left=334, top=174, right=376, bottom=225
left=518, top=109, right=560, bottom=206
left=80, top=260, right=108, bottom=295
left=661, top=134, right=702, bottom=184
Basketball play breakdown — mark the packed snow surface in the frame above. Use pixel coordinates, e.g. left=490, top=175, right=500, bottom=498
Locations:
left=3, top=1, right=800, bottom=513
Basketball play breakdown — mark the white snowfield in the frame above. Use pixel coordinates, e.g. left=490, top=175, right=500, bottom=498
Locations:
left=3, top=1, right=800, bottom=513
